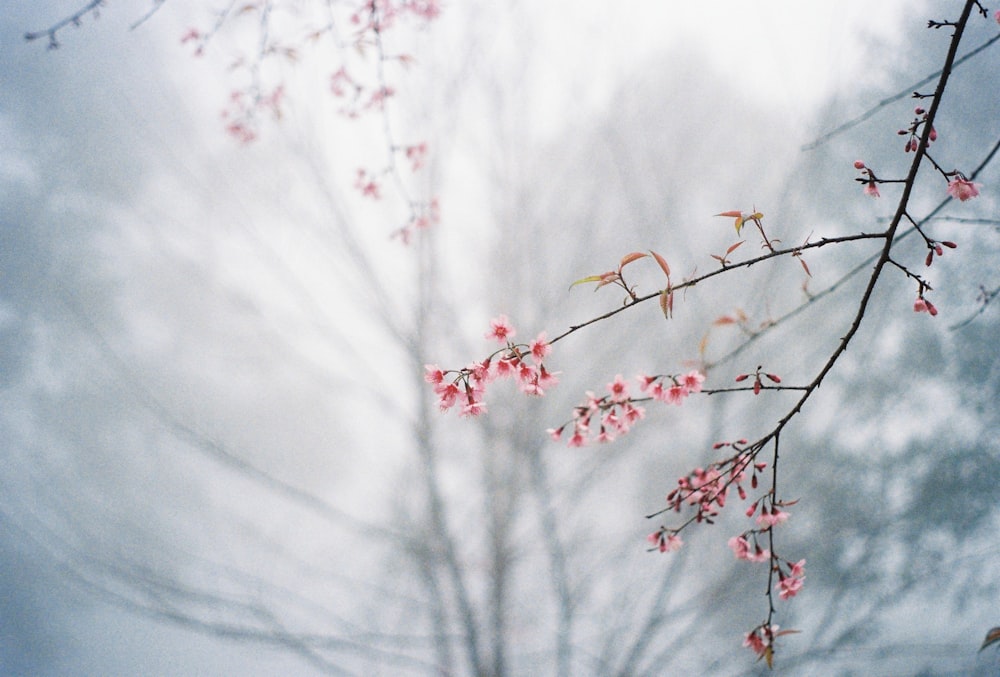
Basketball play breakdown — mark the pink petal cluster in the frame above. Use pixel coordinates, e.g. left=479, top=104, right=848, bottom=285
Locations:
left=778, top=559, right=806, bottom=600
left=756, top=506, right=790, bottom=527
left=485, top=314, right=516, bottom=343
left=647, top=529, right=683, bottom=553
left=427, top=316, right=557, bottom=416
left=638, top=370, right=705, bottom=405
left=664, top=452, right=761, bottom=526
left=728, top=535, right=770, bottom=563
left=744, top=625, right=776, bottom=659
left=913, top=297, right=938, bottom=316
left=946, top=177, right=981, bottom=201
left=550, top=389, right=646, bottom=447
left=354, top=168, right=381, bottom=199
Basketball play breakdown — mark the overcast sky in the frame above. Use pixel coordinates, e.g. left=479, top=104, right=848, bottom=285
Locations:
left=5, top=2, right=1000, bottom=675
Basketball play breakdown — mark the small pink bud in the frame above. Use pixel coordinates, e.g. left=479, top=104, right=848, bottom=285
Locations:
left=914, top=107, right=925, bottom=115
left=853, top=160, right=865, bottom=170
left=929, top=126, right=938, bottom=142
left=925, top=251, right=934, bottom=267
left=942, top=241, right=957, bottom=249
left=934, top=244, right=943, bottom=256
left=735, top=374, right=749, bottom=382
left=765, top=374, right=781, bottom=383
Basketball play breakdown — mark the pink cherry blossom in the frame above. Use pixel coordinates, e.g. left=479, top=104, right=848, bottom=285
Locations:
left=756, top=507, right=790, bottom=527
left=728, top=535, right=750, bottom=559
left=946, top=177, right=981, bottom=201
left=913, top=297, right=938, bottom=316
left=607, top=374, right=630, bottom=402
left=485, top=315, right=516, bottom=343
left=744, top=630, right=768, bottom=657
left=778, top=574, right=804, bottom=600
left=682, top=370, right=705, bottom=393
left=538, top=365, right=560, bottom=389
left=596, top=428, right=615, bottom=443
left=435, top=382, right=460, bottom=411
left=424, top=364, right=445, bottom=384
left=995, top=8, right=1000, bottom=23
left=863, top=182, right=880, bottom=198
left=494, top=357, right=517, bottom=379
left=530, top=332, right=551, bottom=363
left=648, top=530, right=683, bottom=553
left=744, top=625, right=776, bottom=659
left=665, top=384, right=688, bottom=405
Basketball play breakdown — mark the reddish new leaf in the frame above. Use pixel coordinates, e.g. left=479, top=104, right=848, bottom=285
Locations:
left=650, top=250, right=671, bottom=278
left=619, top=252, right=648, bottom=269
left=980, top=627, right=1000, bottom=652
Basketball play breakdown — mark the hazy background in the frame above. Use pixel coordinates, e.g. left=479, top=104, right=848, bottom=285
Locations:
left=2, top=1, right=999, bottom=675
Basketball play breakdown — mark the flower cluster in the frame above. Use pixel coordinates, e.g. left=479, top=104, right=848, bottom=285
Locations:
left=547, top=370, right=704, bottom=446
left=548, top=383, right=646, bottom=447
left=646, top=528, right=683, bottom=553
left=638, top=370, right=705, bottom=404
left=663, top=448, right=764, bottom=524
left=425, top=316, right=557, bottom=417
left=946, top=176, right=981, bottom=201
left=853, top=160, right=881, bottom=197
left=777, top=558, right=806, bottom=600
left=729, top=533, right=770, bottom=563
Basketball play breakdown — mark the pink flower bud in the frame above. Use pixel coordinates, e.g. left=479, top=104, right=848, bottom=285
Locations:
left=929, top=126, right=938, bottom=142
left=925, top=251, right=934, bottom=267
left=853, top=160, right=866, bottom=170
left=914, top=107, right=925, bottom=115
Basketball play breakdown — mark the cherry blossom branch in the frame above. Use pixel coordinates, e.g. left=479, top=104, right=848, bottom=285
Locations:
left=549, top=231, right=886, bottom=347
left=710, top=129, right=1000, bottom=368
left=801, top=32, right=1000, bottom=151
left=24, top=0, right=105, bottom=49
left=431, top=2, right=988, bottom=667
